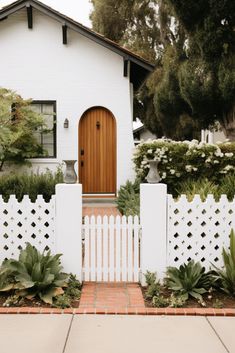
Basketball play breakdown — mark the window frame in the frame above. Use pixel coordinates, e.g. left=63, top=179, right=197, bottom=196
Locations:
left=31, top=100, right=57, bottom=159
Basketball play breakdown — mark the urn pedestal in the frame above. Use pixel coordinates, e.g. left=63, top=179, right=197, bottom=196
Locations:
left=63, top=160, right=77, bottom=184
left=146, top=160, right=160, bottom=184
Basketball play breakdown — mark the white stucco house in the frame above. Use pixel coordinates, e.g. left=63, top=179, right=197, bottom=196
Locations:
left=0, top=0, right=154, bottom=196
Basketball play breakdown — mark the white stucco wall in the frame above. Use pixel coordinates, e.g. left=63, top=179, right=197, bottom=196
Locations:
left=0, top=9, right=135, bottom=190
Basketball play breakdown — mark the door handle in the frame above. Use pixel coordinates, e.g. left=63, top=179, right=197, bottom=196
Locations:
left=81, top=161, right=84, bottom=167
left=81, top=149, right=84, bottom=156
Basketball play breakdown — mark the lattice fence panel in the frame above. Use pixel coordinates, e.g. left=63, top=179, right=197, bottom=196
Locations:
left=0, top=195, right=56, bottom=262
left=167, top=194, right=235, bottom=270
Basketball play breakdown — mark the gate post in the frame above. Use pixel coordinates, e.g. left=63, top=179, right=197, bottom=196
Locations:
left=140, top=183, right=167, bottom=284
left=55, top=184, right=83, bottom=281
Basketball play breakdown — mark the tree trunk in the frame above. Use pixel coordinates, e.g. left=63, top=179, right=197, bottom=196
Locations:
left=0, top=160, right=4, bottom=172
left=222, top=102, right=235, bottom=141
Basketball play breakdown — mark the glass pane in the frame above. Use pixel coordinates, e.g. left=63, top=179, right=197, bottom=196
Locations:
left=44, top=115, right=54, bottom=130
left=31, top=105, right=41, bottom=114
left=43, top=144, right=54, bottom=157
left=33, top=132, right=42, bottom=144
left=42, top=104, right=54, bottom=114
left=42, top=132, right=54, bottom=144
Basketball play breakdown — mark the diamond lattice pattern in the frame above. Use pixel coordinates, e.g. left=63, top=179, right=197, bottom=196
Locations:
left=168, top=194, right=235, bottom=269
left=0, top=195, right=56, bottom=262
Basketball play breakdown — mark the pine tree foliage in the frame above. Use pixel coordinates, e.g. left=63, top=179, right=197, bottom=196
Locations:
left=90, top=0, right=235, bottom=140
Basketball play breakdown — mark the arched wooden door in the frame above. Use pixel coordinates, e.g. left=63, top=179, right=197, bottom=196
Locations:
left=79, top=107, right=116, bottom=194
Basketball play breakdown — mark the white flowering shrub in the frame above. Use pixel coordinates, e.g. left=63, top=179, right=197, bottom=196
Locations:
left=133, top=139, right=235, bottom=193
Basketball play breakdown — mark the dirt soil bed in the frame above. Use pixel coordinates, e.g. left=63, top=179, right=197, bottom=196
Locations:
left=142, top=286, right=235, bottom=309
left=0, top=293, right=80, bottom=309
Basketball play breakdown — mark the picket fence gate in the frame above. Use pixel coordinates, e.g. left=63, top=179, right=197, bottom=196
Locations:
left=82, top=215, right=141, bottom=282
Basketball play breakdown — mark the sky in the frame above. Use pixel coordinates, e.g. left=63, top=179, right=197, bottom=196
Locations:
left=0, top=0, right=92, bottom=27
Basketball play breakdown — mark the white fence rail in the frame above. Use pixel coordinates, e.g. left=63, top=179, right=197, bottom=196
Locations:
left=167, top=194, right=235, bottom=270
left=82, top=215, right=141, bottom=282
left=0, top=195, right=56, bottom=263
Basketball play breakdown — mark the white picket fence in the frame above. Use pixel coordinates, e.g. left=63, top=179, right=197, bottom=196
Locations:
left=82, top=215, right=141, bottom=282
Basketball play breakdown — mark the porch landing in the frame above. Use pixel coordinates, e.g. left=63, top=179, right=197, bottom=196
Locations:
left=82, top=200, right=121, bottom=217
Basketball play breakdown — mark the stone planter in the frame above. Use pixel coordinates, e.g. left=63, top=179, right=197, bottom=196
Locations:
left=63, top=160, right=77, bottom=184
left=146, top=160, right=160, bottom=184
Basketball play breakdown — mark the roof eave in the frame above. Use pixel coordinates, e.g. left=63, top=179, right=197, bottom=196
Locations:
left=0, top=0, right=155, bottom=87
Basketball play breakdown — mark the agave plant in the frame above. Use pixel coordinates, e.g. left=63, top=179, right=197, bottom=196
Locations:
left=0, top=266, right=16, bottom=292
left=3, top=243, right=69, bottom=304
left=213, top=229, right=235, bottom=296
left=166, top=260, right=212, bottom=301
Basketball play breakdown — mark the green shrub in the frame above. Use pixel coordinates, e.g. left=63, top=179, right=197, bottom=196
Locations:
left=65, top=274, right=82, bottom=299
left=53, top=274, right=82, bottom=308
left=144, top=271, right=161, bottom=299
left=133, top=139, right=235, bottom=196
left=176, top=178, right=220, bottom=201
left=218, top=173, right=235, bottom=201
left=0, top=168, right=63, bottom=202
left=2, top=243, right=68, bottom=304
left=213, top=229, right=235, bottom=296
left=168, top=294, right=186, bottom=308
left=116, top=180, right=140, bottom=216
left=152, top=295, right=169, bottom=308
left=53, top=294, right=71, bottom=309
left=166, top=261, right=213, bottom=301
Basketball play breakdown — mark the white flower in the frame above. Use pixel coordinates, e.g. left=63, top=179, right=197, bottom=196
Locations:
left=193, top=167, right=198, bottom=171
left=201, top=153, right=206, bottom=158
left=225, top=152, right=233, bottom=158
left=185, top=165, right=193, bottom=172
left=161, top=172, right=166, bottom=179
left=147, top=149, right=153, bottom=154
left=213, top=160, right=219, bottom=164
left=170, top=169, right=175, bottom=175
left=205, top=158, right=211, bottom=163
left=224, top=165, right=234, bottom=171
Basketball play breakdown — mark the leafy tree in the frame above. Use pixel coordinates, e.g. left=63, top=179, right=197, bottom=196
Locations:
left=91, top=0, right=235, bottom=140
left=90, top=0, right=200, bottom=139
left=167, top=0, right=235, bottom=140
left=0, top=88, right=46, bottom=171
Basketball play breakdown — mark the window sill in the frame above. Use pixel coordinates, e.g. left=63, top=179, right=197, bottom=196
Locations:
left=28, top=159, right=60, bottom=164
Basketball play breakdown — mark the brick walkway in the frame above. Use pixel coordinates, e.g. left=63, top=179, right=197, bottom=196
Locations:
left=79, top=283, right=145, bottom=311
left=82, top=205, right=121, bottom=217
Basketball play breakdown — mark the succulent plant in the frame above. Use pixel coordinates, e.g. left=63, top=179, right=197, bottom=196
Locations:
left=3, top=243, right=68, bottom=304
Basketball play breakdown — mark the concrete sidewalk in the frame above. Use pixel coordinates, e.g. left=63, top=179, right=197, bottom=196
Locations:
left=0, top=315, right=234, bottom=353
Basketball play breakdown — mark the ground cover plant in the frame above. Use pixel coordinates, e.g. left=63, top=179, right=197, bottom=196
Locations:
left=0, top=168, right=63, bottom=202
left=143, top=231, right=235, bottom=308
left=0, top=244, right=81, bottom=308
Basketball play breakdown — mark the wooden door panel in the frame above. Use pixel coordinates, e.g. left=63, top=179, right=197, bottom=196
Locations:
left=79, top=108, right=116, bottom=194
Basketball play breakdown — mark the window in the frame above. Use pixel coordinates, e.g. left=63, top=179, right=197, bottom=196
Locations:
left=31, top=101, right=56, bottom=158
